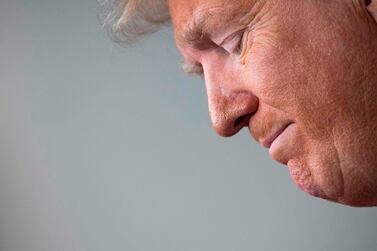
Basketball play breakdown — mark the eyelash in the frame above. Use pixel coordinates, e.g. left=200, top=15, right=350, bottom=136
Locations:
left=181, top=31, right=247, bottom=76
left=220, top=31, right=245, bottom=55
left=234, top=32, right=245, bottom=54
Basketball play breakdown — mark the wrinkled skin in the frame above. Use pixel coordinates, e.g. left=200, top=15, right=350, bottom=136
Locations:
left=168, top=0, right=377, bottom=207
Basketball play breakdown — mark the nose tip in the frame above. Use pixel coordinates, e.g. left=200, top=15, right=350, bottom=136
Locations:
left=209, top=92, right=258, bottom=137
left=212, top=113, right=252, bottom=137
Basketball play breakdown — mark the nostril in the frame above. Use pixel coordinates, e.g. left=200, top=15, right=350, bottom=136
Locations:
left=209, top=91, right=258, bottom=137
left=234, top=114, right=251, bottom=129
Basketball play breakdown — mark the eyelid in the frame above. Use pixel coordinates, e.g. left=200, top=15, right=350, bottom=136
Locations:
left=219, top=30, right=244, bottom=54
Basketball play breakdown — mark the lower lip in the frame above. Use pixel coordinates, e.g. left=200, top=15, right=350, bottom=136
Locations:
left=269, top=123, right=295, bottom=164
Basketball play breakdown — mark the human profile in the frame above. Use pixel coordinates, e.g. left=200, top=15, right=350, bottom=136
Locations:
left=100, top=0, right=377, bottom=207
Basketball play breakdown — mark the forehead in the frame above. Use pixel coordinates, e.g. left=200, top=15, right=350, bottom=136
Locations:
left=168, top=0, right=256, bottom=45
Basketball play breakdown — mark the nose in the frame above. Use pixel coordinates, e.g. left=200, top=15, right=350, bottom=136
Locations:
left=207, top=90, right=259, bottom=137
left=203, top=59, right=259, bottom=137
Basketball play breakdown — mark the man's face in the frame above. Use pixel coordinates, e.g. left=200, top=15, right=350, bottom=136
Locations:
left=168, top=0, right=377, bottom=206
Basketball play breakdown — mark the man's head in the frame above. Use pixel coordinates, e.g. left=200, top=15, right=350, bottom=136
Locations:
left=102, top=0, right=377, bottom=207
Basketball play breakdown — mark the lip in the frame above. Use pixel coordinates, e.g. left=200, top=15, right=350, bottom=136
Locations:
left=260, top=123, right=293, bottom=148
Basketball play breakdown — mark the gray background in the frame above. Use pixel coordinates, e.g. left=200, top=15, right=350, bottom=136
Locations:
left=1, top=0, right=377, bottom=251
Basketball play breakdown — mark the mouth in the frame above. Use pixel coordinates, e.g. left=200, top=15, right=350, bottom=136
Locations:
left=261, top=122, right=293, bottom=149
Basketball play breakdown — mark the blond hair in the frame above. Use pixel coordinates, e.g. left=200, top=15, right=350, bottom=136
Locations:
left=98, top=0, right=170, bottom=44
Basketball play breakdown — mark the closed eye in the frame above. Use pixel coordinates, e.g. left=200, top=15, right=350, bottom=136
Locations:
left=219, top=30, right=245, bottom=54
left=234, top=31, right=245, bottom=55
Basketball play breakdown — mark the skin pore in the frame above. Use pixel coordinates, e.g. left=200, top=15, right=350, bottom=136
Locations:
left=168, top=0, right=377, bottom=207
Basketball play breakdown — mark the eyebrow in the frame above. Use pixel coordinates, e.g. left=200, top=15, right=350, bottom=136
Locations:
left=180, top=0, right=263, bottom=46
left=177, top=11, right=216, bottom=75
left=179, top=13, right=212, bottom=49
left=177, top=5, right=247, bottom=75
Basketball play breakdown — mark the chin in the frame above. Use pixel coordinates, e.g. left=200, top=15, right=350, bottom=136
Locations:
left=336, top=193, right=377, bottom=207
left=287, top=159, right=329, bottom=199
left=287, top=159, right=377, bottom=207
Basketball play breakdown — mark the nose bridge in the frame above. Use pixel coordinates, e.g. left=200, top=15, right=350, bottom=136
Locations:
left=203, top=58, right=259, bottom=137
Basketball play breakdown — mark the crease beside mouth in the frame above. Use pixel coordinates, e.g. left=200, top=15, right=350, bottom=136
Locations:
left=264, top=122, right=293, bottom=148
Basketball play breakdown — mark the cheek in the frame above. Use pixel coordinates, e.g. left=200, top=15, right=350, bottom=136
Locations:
left=246, top=33, right=352, bottom=130
left=241, top=44, right=307, bottom=115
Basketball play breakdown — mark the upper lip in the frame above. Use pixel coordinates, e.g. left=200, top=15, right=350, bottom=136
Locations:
left=258, top=122, right=293, bottom=149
